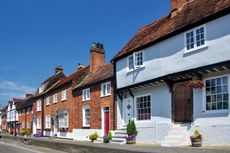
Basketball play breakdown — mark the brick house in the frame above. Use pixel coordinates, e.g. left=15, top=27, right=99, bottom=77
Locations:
left=42, top=65, right=89, bottom=138
left=72, top=43, right=115, bottom=140
left=1, top=107, right=7, bottom=133
left=32, top=66, right=66, bottom=135
left=18, top=94, right=33, bottom=131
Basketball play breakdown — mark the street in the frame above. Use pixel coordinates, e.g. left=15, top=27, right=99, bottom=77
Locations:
left=0, top=139, right=66, bottom=153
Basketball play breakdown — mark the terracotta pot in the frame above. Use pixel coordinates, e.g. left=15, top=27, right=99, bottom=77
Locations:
left=191, top=138, right=202, bottom=147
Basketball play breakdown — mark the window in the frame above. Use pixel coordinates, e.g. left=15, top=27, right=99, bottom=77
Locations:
left=22, top=109, right=25, bottom=115
left=59, top=111, right=68, bottom=128
left=27, top=122, right=30, bottom=129
left=37, top=99, right=41, bottom=112
left=22, top=122, right=25, bottom=129
left=128, top=51, right=144, bottom=71
left=82, top=88, right=90, bottom=101
left=45, top=115, right=51, bottom=129
left=53, top=93, right=58, bottom=103
left=83, top=106, right=90, bottom=127
left=185, top=26, right=206, bottom=52
left=205, top=76, right=229, bottom=111
left=61, top=90, right=67, bottom=101
left=46, top=96, right=50, bottom=105
left=37, top=117, right=41, bottom=129
left=101, top=82, right=111, bottom=97
left=39, top=84, right=45, bottom=93
left=136, top=95, right=151, bottom=120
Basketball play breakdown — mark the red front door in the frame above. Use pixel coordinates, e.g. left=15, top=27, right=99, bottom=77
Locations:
left=104, top=111, right=109, bottom=135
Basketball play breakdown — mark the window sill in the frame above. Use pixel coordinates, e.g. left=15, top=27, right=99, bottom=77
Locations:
left=46, top=104, right=50, bottom=106
left=127, top=65, right=145, bottom=73
left=82, top=99, right=90, bottom=102
left=82, top=126, right=90, bottom=129
left=184, top=45, right=208, bottom=54
left=59, top=127, right=68, bottom=129
left=202, top=109, right=229, bottom=114
left=100, top=94, right=111, bottom=98
left=53, top=102, right=57, bottom=104
left=37, top=110, right=41, bottom=112
left=61, top=98, right=67, bottom=102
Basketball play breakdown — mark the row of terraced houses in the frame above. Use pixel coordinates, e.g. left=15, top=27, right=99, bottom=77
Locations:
left=1, top=0, right=230, bottom=146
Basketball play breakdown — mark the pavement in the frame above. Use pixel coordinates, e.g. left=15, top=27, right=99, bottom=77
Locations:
left=0, top=139, right=67, bottom=153
left=2, top=135, right=230, bottom=153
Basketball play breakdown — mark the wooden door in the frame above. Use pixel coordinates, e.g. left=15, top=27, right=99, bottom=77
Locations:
left=173, top=82, right=193, bottom=122
left=104, top=111, right=110, bottom=135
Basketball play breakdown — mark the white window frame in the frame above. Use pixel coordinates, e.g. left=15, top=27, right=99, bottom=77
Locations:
left=37, top=117, right=41, bottom=129
left=83, top=105, right=90, bottom=127
left=58, top=110, right=68, bottom=128
left=127, top=51, right=144, bottom=72
left=135, top=94, right=152, bottom=121
left=82, top=88, right=90, bottom=101
left=184, top=25, right=207, bottom=53
left=101, top=82, right=111, bottom=97
left=37, top=99, right=41, bottom=112
left=46, top=96, right=50, bottom=105
left=53, top=93, right=58, bottom=103
left=61, top=90, right=67, bottom=101
left=45, top=115, right=51, bottom=129
left=203, top=75, right=229, bottom=113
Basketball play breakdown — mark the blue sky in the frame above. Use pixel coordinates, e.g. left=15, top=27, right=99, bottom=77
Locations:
left=0, top=0, right=170, bottom=106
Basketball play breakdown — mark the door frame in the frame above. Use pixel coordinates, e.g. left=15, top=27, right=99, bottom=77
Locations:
left=101, top=107, right=110, bottom=136
left=172, top=81, right=193, bottom=123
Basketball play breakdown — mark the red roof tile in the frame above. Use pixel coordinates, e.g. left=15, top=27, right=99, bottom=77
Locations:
left=112, top=0, right=230, bottom=61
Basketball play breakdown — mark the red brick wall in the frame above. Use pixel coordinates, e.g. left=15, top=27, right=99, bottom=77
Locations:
left=43, top=84, right=75, bottom=133
left=18, top=107, right=33, bottom=131
left=74, top=80, right=115, bottom=131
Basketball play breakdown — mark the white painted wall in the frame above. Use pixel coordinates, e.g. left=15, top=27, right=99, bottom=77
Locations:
left=116, top=14, right=230, bottom=89
left=57, top=132, right=73, bottom=139
left=73, top=129, right=102, bottom=141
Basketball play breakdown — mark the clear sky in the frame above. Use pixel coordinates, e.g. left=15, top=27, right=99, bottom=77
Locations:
left=0, top=0, right=170, bottom=106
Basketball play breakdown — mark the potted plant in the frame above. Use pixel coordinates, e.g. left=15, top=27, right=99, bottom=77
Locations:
left=89, top=132, right=98, bottom=142
left=126, top=120, right=138, bottom=144
left=188, top=80, right=204, bottom=89
left=190, top=130, right=202, bottom=147
left=103, top=135, right=110, bottom=143
left=108, top=131, right=112, bottom=140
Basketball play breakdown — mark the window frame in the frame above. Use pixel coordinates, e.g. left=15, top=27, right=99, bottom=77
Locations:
left=58, top=110, right=68, bottom=128
left=37, top=99, right=41, bottom=112
left=203, top=75, right=229, bottom=113
left=53, top=93, right=58, bottom=104
left=184, top=25, right=207, bottom=53
left=61, top=89, right=67, bottom=101
left=82, top=105, right=90, bottom=127
left=46, top=96, right=50, bottom=105
left=135, top=94, right=152, bottom=121
left=82, top=88, right=90, bottom=101
left=45, top=115, right=51, bottom=129
left=127, top=51, right=144, bottom=72
left=101, top=82, right=111, bottom=97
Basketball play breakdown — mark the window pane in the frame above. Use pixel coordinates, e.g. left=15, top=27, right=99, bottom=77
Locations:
left=136, top=95, right=151, bottom=120
left=129, top=56, right=134, bottom=70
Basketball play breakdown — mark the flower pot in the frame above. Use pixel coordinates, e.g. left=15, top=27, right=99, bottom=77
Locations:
left=191, top=138, right=202, bottom=147
left=126, top=138, right=136, bottom=144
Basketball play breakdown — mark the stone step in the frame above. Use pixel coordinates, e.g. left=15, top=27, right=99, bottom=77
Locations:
left=161, top=142, right=185, bottom=147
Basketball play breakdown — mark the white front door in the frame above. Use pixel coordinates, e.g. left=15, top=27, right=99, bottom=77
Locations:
left=123, top=98, right=133, bottom=125
left=33, top=118, right=37, bottom=135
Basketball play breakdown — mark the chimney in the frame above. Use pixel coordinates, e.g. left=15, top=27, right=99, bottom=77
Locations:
left=26, top=94, right=33, bottom=98
left=77, top=63, right=85, bottom=71
left=55, top=65, right=63, bottom=74
left=90, top=42, right=105, bottom=71
left=171, top=0, right=189, bottom=12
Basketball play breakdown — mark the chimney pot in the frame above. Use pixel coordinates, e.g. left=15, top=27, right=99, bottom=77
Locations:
left=55, top=66, right=63, bottom=74
left=77, top=63, right=85, bottom=71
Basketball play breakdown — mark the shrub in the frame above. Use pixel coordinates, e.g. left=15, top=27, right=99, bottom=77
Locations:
left=190, top=129, right=202, bottom=141
left=103, top=135, right=110, bottom=143
left=89, top=132, right=98, bottom=142
left=127, top=120, right=138, bottom=136
left=108, top=131, right=112, bottom=140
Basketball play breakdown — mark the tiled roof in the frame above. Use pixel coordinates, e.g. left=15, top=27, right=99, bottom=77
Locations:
left=112, top=0, right=230, bottom=61
left=45, top=66, right=90, bottom=93
left=13, top=98, right=26, bottom=110
left=74, top=63, right=113, bottom=89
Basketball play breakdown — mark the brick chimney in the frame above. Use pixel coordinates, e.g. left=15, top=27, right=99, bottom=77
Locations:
left=55, top=66, right=63, bottom=74
left=90, top=42, right=105, bottom=71
left=171, top=0, right=189, bottom=12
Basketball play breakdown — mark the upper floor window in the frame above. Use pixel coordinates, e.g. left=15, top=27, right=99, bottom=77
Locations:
left=37, top=99, right=41, bottom=112
left=128, top=51, right=144, bottom=71
left=59, top=110, right=68, bottom=128
left=53, top=93, right=58, bottom=103
left=39, top=84, right=45, bottom=93
left=136, top=95, right=151, bottom=121
left=101, top=82, right=111, bottom=97
left=205, top=76, right=229, bottom=111
left=185, top=26, right=206, bottom=52
left=46, top=96, right=50, bottom=105
left=61, top=90, right=67, bottom=101
left=82, top=88, right=90, bottom=101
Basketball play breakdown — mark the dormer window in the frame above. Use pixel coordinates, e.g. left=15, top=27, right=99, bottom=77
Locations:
left=128, top=51, right=144, bottom=71
left=185, top=25, right=206, bottom=53
left=39, top=84, right=45, bottom=93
